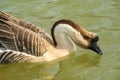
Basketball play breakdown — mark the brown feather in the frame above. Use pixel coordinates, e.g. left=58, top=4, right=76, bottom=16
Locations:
left=0, top=11, right=54, bottom=45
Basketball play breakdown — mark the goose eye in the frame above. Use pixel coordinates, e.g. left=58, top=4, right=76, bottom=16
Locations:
left=84, top=36, right=89, bottom=40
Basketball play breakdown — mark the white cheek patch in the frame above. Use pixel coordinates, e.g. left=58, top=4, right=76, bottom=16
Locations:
left=75, top=32, right=83, bottom=40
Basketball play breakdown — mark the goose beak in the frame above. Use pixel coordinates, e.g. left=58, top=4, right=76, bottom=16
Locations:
left=89, top=42, right=103, bottom=55
left=89, top=35, right=103, bottom=55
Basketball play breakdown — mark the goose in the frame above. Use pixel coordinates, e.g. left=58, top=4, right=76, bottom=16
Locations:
left=0, top=11, right=103, bottom=64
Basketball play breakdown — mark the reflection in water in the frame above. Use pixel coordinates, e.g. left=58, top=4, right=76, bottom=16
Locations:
left=0, top=0, right=120, bottom=80
left=0, top=62, right=60, bottom=80
left=54, top=54, right=101, bottom=80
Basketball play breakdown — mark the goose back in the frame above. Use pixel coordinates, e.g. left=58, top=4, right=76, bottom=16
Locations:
left=0, top=11, right=54, bottom=45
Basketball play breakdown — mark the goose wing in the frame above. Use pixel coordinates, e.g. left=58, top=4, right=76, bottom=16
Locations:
left=0, top=11, right=54, bottom=45
left=0, top=19, right=18, bottom=51
left=0, top=19, right=47, bottom=56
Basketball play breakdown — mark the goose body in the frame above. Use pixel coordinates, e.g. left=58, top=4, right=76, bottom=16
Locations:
left=0, top=11, right=103, bottom=64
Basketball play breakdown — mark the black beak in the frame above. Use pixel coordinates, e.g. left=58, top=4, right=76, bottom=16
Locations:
left=89, top=35, right=103, bottom=55
left=89, top=43, right=103, bottom=55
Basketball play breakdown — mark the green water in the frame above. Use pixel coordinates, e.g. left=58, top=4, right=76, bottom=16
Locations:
left=0, top=0, right=120, bottom=80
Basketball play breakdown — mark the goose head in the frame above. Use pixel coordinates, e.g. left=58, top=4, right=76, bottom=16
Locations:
left=51, top=19, right=103, bottom=55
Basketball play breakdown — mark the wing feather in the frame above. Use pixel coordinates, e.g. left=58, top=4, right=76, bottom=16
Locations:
left=0, top=19, right=18, bottom=50
left=0, top=11, right=54, bottom=45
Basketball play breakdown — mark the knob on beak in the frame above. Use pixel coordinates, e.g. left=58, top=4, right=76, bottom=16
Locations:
left=89, top=35, right=103, bottom=55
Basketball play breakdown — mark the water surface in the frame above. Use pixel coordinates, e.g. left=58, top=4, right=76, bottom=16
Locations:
left=0, top=0, right=120, bottom=80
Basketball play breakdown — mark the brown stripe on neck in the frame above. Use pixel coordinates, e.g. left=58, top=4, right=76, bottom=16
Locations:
left=51, top=19, right=94, bottom=46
